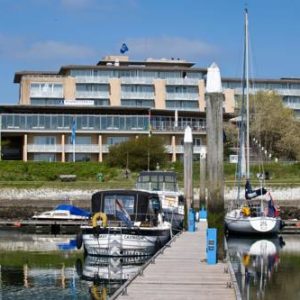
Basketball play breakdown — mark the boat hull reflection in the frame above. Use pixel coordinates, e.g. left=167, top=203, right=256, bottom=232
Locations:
left=227, top=236, right=284, bottom=300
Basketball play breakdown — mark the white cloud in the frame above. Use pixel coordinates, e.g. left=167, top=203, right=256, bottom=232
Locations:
left=124, top=36, right=218, bottom=61
left=0, top=34, right=95, bottom=61
left=22, top=40, right=96, bottom=60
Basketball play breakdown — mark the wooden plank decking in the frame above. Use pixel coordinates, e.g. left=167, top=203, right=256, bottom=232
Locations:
left=115, top=222, right=237, bottom=300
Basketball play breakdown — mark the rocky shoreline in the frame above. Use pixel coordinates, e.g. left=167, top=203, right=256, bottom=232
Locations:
left=0, top=187, right=299, bottom=219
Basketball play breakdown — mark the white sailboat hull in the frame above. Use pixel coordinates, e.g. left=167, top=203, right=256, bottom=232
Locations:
left=225, top=209, right=281, bottom=234
left=82, top=226, right=171, bottom=256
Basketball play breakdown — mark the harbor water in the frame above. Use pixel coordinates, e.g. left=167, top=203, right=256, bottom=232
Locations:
left=227, top=234, right=300, bottom=300
left=1, top=228, right=300, bottom=299
left=0, top=229, right=150, bottom=299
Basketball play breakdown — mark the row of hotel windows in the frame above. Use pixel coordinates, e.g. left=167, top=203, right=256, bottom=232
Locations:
left=69, top=69, right=204, bottom=80
left=2, top=114, right=206, bottom=131
left=34, top=136, right=128, bottom=145
left=30, top=83, right=200, bottom=94
left=222, top=81, right=300, bottom=90
left=29, top=98, right=200, bottom=109
left=33, top=135, right=202, bottom=146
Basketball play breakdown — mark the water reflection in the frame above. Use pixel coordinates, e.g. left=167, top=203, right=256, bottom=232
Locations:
left=76, top=255, right=149, bottom=298
left=227, top=236, right=289, bottom=300
left=0, top=230, right=150, bottom=299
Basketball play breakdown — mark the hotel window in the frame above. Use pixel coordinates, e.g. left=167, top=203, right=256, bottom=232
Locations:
left=166, top=100, right=198, bottom=109
left=107, top=136, right=129, bottom=145
left=34, top=136, right=56, bottom=145
left=67, top=136, right=91, bottom=144
left=66, top=153, right=91, bottom=162
left=33, top=153, right=56, bottom=162
left=121, top=99, right=154, bottom=108
left=76, top=84, right=109, bottom=92
left=30, top=83, right=63, bottom=96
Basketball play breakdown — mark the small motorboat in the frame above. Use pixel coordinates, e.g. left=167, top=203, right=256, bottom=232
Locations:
left=78, top=189, right=171, bottom=256
left=32, top=204, right=91, bottom=220
left=136, top=171, right=184, bottom=230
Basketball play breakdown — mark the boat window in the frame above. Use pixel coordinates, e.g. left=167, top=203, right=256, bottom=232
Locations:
left=53, top=212, right=68, bottom=216
left=103, top=195, right=135, bottom=215
left=150, top=197, right=161, bottom=212
left=164, top=175, right=175, bottom=183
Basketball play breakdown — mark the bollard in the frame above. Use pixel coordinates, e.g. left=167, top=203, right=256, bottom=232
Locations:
left=206, top=228, right=217, bottom=264
left=199, top=208, right=207, bottom=222
left=188, top=208, right=195, bottom=232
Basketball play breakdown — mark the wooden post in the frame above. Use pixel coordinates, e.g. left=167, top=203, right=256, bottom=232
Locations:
left=205, top=63, right=224, bottom=258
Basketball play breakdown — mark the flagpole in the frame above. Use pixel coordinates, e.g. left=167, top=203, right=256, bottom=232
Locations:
left=73, top=138, right=75, bottom=162
left=71, top=118, right=76, bottom=163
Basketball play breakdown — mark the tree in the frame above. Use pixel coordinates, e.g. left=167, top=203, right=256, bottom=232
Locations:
left=250, top=91, right=300, bottom=160
left=223, top=122, right=238, bottom=159
left=107, top=136, right=168, bottom=171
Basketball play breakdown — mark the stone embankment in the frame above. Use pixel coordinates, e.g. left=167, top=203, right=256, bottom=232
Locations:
left=0, top=187, right=299, bottom=219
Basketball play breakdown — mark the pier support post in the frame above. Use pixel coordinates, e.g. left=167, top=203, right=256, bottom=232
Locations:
left=200, top=148, right=206, bottom=209
left=184, top=126, right=193, bottom=229
left=205, top=63, right=224, bottom=258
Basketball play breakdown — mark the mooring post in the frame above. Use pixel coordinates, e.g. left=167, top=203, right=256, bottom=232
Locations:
left=184, top=126, right=193, bottom=229
left=205, top=63, right=224, bottom=258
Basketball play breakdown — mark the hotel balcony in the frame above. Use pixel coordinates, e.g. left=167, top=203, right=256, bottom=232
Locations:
left=121, top=78, right=154, bottom=84
left=64, top=144, right=100, bottom=153
left=234, top=87, right=300, bottom=97
left=165, top=78, right=199, bottom=86
left=283, top=102, right=300, bottom=109
left=75, top=76, right=110, bottom=84
left=30, top=90, right=64, bottom=98
left=75, top=91, right=110, bottom=99
left=121, top=92, right=154, bottom=99
left=165, top=93, right=199, bottom=100
left=27, top=144, right=63, bottom=153
left=26, top=144, right=206, bottom=155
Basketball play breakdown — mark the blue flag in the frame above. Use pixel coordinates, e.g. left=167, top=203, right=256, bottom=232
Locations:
left=120, top=43, right=129, bottom=54
left=71, top=118, right=76, bottom=144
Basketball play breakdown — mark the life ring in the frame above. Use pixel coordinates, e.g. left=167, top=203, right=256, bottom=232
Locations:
left=92, top=212, right=107, bottom=228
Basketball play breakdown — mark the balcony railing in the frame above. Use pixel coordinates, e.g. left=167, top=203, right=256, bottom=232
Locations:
left=283, top=102, right=300, bottom=109
left=64, top=144, right=99, bottom=153
left=75, top=76, right=110, bottom=84
left=75, top=91, right=110, bottom=99
left=27, top=144, right=62, bottom=153
left=165, top=78, right=199, bottom=86
left=165, top=93, right=199, bottom=100
left=234, top=87, right=300, bottom=97
left=121, top=78, right=154, bottom=84
left=26, top=143, right=206, bottom=155
left=121, top=92, right=154, bottom=99
left=30, top=90, right=64, bottom=98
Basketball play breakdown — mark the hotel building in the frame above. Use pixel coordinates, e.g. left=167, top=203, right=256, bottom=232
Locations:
left=0, top=55, right=299, bottom=162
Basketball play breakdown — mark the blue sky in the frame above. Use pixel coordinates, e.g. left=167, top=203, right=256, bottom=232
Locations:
left=1, top=0, right=300, bottom=104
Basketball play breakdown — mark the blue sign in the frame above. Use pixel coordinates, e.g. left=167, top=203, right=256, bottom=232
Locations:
left=188, top=208, right=195, bottom=232
left=206, top=228, right=217, bottom=264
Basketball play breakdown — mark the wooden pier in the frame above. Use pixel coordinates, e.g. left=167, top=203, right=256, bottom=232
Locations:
left=113, top=222, right=237, bottom=300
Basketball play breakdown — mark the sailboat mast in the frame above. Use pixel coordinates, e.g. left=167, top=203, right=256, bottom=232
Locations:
left=245, top=9, right=250, bottom=179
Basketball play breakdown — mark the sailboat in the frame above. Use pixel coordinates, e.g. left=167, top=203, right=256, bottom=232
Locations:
left=224, top=9, right=283, bottom=235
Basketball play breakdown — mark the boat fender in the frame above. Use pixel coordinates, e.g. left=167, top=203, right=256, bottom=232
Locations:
left=76, top=232, right=83, bottom=249
left=241, top=206, right=250, bottom=216
left=92, top=212, right=108, bottom=228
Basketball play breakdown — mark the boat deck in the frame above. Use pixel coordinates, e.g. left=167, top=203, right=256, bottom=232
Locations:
left=113, top=222, right=237, bottom=300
